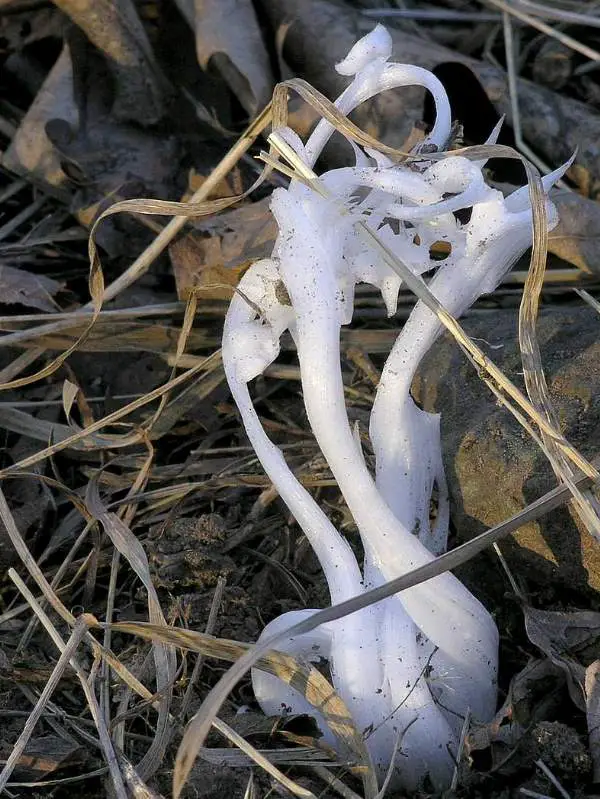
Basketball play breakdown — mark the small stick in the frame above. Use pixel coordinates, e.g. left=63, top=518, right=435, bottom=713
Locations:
left=311, top=764, right=365, bottom=799
left=0, top=196, right=46, bottom=241
left=181, top=575, right=227, bottom=719
left=8, top=570, right=128, bottom=799
left=500, top=10, right=567, bottom=183
left=212, top=716, right=317, bottom=799
left=0, top=612, right=90, bottom=793
left=535, top=759, right=572, bottom=799
left=450, top=709, right=471, bottom=791
left=488, top=0, right=600, bottom=63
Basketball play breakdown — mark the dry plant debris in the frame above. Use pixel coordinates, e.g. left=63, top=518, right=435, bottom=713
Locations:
left=0, top=1, right=599, bottom=798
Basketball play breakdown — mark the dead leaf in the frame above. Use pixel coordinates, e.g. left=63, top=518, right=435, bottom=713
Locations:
left=3, top=45, right=78, bottom=200
left=0, top=5, right=62, bottom=53
left=0, top=264, right=62, bottom=312
left=492, top=183, right=600, bottom=273
left=171, top=197, right=277, bottom=299
left=524, top=605, right=600, bottom=710
left=469, top=606, right=600, bottom=776
left=1, top=736, right=83, bottom=780
left=170, top=235, right=244, bottom=300
left=532, top=38, right=572, bottom=91
left=468, top=658, right=565, bottom=773
left=186, top=166, right=244, bottom=200
left=549, top=189, right=600, bottom=274
left=52, top=0, right=168, bottom=124
left=586, top=660, right=600, bottom=781
left=191, top=0, right=274, bottom=116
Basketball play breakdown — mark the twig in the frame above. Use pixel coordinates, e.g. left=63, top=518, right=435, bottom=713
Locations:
left=499, top=9, right=567, bottom=183
left=486, top=0, right=600, bottom=63
left=0, top=350, right=222, bottom=475
left=363, top=8, right=500, bottom=22
left=212, top=717, right=318, bottom=799
left=181, top=575, right=227, bottom=719
left=8, top=571, right=128, bottom=799
left=505, top=0, right=600, bottom=28
left=0, top=612, right=91, bottom=793
left=0, top=196, right=46, bottom=241
left=311, top=765, right=365, bottom=799
left=450, top=709, right=471, bottom=792
left=535, top=759, right=572, bottom=799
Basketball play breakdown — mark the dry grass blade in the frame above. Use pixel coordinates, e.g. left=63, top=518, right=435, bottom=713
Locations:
left=0, top=405, right=133, bottom=450
left=0, top=320, right=217, bottom=356
left=518, top=161, right=600, bottom=540
left=8, top=572, right=129, bottom=798
left=212, top=717, right=318, bottom=799
left=0, top=102, right=271, bottom=392
left=85, top=477, right=176, bottom=780
left=0, top=233, right=104, bottom=390
left=94, top=102, right=273, bottom=305
left=0, top=483, right=169, bottom=752
left=169, top=454, right=600, bottom=796
left=98, top=620, right=372, bottom=773
left=101, top=440, right=154, bottom=756
left=0, top=613, right=93, bottom=794
left=271, top=78, right=409, bottom=161
left=142, top=291, right=204, bottom=438
left=484, top=0, right=600, bottom=63
left=0, top=350, right=222, bottom=475
left=505, top=0, right=600, bottom=27
left=181, top=576, right=226, bottom=719
left=311, top=764, right=365, bottom=799
left=0, top=485, right=80, bottom=628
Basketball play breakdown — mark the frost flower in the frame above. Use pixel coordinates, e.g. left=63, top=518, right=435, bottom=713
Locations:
left=222, top=25, right=564, bottom=791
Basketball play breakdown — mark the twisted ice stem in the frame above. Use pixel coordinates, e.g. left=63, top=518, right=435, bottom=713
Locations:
left=222, top=263, right=397, bottom=772
left=369, top=162, right=570, bottom=548
left=221, top=24, right=505, bottom=790
left=271, top=184, right=497, bottom=703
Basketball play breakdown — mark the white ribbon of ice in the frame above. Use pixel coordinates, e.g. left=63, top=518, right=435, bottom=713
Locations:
left=221, top=24, right=565, bottom=790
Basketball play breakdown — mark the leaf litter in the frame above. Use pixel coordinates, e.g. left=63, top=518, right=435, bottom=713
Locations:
left=1, top=1, right=600, bottom=798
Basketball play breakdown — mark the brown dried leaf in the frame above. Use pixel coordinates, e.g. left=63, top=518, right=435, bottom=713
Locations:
left=549, top=189, right=600, bottom=274
left=52, top=0, right=167, bottom=124
left=0, top=264, right=61, bottom=312
left=187, top=167, right=244, bottom=200
left=191, top=0, right=274, bottom=116
left=2, top=736, right=83, bottom=780
left=3, top=45, right=77, bottom=200
left=169, top=235, right=242, bottom=301
left=171, top=198, right=277, bottom=299
left=524, top=605, right=600, bottom=710
left=468, top=658, right=565, bottom=772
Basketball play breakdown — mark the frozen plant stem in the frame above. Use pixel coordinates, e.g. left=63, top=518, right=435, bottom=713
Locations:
left=222, top=25, right=564, bottom=791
